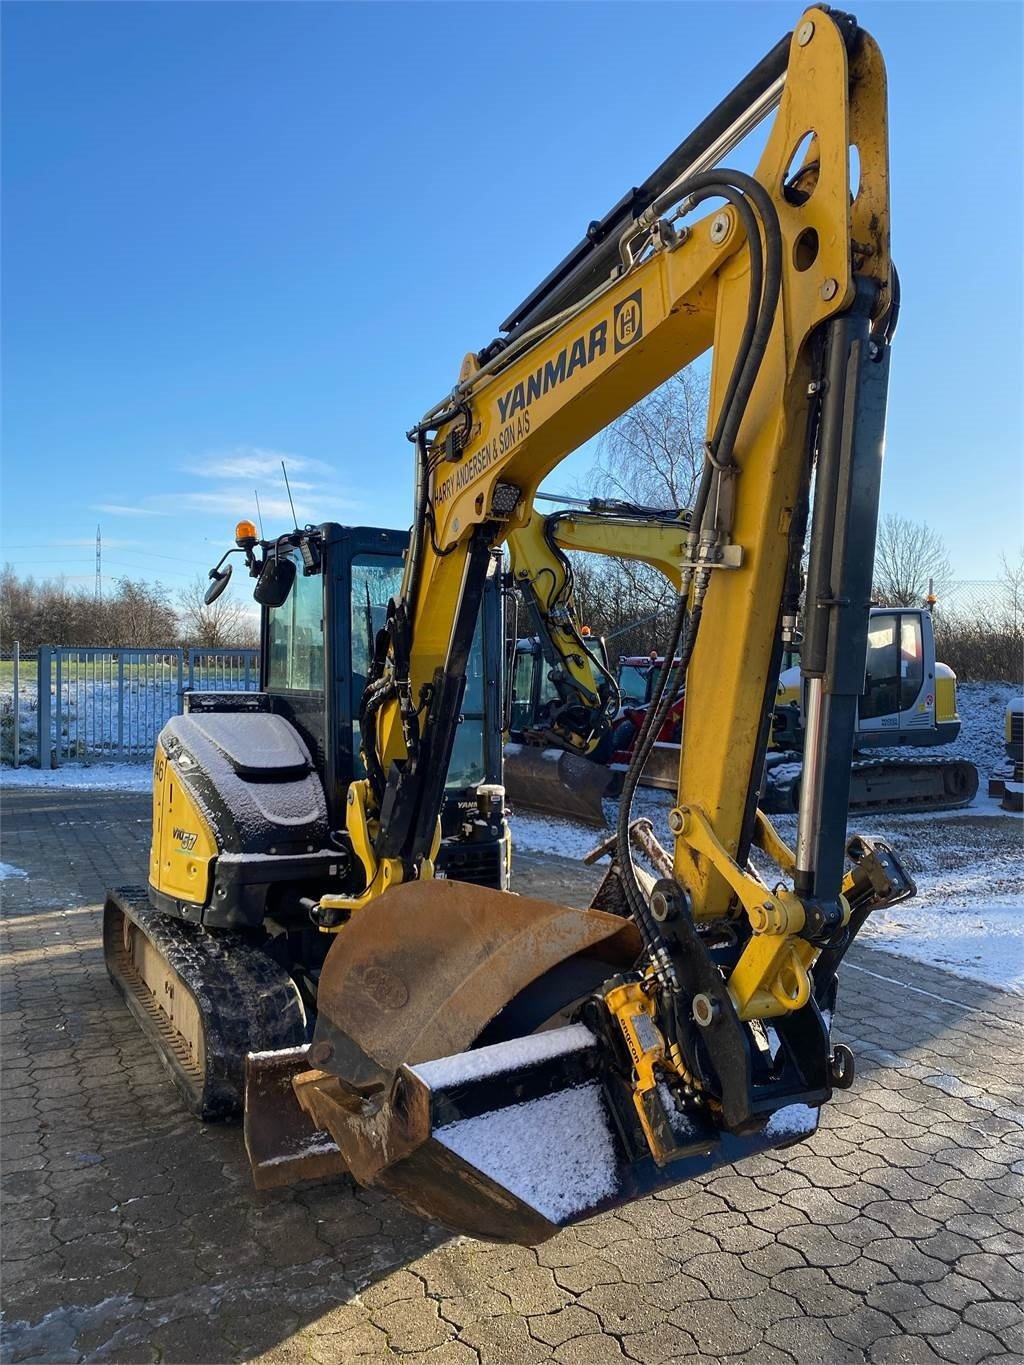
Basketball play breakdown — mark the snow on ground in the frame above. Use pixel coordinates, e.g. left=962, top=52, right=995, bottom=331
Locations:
left=0, top=763, right=152, bottom=792
left=0, top=863, right=28, bottom=880
left=773, top=804, right=1023, bottom=995
left=860, top=902, right=1023, bottom=995
left=509, top=683, right=1024, bottom=995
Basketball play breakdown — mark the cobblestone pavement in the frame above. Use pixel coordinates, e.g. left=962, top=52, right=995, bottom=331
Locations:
left=2, top=786, right=1023, bottom=1365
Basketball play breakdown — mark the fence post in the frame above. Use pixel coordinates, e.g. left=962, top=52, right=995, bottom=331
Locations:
left=37, top=646, right=52, bottom=769
left=56, top=651, right=63, bottom=764
left=12, top=641, right=20, bottom=768
left=178, top=650, right=185, bottom=712
left=117, top=652, right=125, bottom=757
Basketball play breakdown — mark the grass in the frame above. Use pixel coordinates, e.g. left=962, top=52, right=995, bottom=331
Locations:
left=0, top=660, right=38, bottom=687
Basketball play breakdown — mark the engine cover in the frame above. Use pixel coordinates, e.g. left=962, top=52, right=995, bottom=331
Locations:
left=150, top=712, right=340, bottom=928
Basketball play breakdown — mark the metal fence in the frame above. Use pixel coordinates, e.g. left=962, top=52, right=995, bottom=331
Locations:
left=4, top=645, right=260, bottom=768
left=932, top=580, right=1016, bottom=625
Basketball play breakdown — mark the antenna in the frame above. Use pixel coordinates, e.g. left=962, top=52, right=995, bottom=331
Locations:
left=535, top=490, right=590, bottom=507
left=95, top=524, right=102, bottom=599
left=281, top=460, right=299, bottom=529
left=254, top=489, right=265, bottom=539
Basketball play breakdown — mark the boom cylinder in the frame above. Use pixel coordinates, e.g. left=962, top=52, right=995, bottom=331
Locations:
left=795, top=282, right=890, bottom=909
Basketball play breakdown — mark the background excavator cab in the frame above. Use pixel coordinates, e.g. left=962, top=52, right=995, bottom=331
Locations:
left=507, top=632, right=612, bottom=744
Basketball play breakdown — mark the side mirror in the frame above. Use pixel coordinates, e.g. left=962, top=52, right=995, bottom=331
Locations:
left=254, top=555, right=296, bottom=608
left=204, top=564, right=232, bottom=605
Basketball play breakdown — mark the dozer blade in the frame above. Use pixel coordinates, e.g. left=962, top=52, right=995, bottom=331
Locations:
left=243, top=1047, right=348, bottom=1190
left=291, top=878, right=821, bottom=1244
left=503, top=742, right=612, bottom=826
left=103, top=887, right=307, bottom=1121
left=607, top=742, right=681, bottom=795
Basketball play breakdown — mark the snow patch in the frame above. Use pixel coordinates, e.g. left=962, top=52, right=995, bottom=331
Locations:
left=860, top=901, right=1024, bottom=995
left=434, top=1081, right=618, bottom=1223
left=413, top=1023, right=595, bottom=1090
left=0, top=763, right=153, bottom=792
left=0, top=862, right=28, bottom=880
left=261, top=1133, right=340, bottom=1167
left=764, top=1103, right=819, bottom=1140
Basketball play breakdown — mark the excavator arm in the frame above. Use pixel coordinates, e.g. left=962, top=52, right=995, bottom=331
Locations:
left=503, top=502, right=690, bottom=823
left=506, top=502, right=688, bottom=746
left=543, top=501, right=690, bottom=590
left=285, top=7, right=914, bottom=1244
left=505, top=509, right=622, bottom=756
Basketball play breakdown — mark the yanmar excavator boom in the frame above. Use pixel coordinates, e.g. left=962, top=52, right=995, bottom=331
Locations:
left=107, top=6, right=916, bottom=1247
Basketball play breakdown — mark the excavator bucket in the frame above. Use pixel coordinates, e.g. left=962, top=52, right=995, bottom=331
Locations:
left=282, top=878, right=821, bottom=1244
left=297, top=1022, right=821, bottom=1244
left=503, top=742, right=612, bottom=826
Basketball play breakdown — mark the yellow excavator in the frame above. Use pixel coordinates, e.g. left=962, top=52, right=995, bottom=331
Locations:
left=507, top=502, right=976, bottom=821
left=504, top=499, right=690, bottom=823
left=105, top=7, right=919, bottom=1246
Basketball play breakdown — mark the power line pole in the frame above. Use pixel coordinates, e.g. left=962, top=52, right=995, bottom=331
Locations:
left=95, top=524, right=102, bottom=599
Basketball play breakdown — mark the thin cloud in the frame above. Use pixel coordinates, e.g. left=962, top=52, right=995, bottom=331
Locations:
left=147, top=488, right=360, bottom=525
left=93, top=503, right=168, bottom=517
left=108, top=444, right=362, bottom=532
left=186, top=446, right=333, bottom=483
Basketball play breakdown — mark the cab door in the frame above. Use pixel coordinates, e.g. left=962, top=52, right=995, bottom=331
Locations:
left=508, top=640, right=542, bottom=735
left=857, top=610, right=932, bottom=742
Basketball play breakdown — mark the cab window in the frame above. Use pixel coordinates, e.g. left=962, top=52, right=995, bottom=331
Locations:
left=349, top=554, right=405, bottom=771
left=860, top=612, right=922, bottom=718
left=510, top=647, right=537, bottom=732
left=899, top=614, right=924, bottom=710
left=266, top=550, right=324, bottom=692
left=618, top=664, right=650, bottom=704
left=447, top=627, right=487, bottom=789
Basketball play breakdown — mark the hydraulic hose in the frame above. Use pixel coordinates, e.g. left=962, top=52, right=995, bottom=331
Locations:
left=612, top=168, right=783, bottom=957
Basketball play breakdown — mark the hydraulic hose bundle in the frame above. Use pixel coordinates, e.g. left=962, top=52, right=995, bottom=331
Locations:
left=613, top=169, right=784, bottom=968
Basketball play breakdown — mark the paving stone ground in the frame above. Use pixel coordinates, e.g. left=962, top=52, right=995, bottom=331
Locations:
left=1, top=786, right=1022, bottom=1365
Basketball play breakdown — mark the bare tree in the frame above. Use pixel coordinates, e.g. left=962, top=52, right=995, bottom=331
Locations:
left=107, top=577, right=178, bottom=646
left=177, top=576, right=258, bottom=648
left=591, top=368, right=708, bottom=510
left=556, top=368, right=710, bottom=657
left=0, top=568, right=178, bottom=649
left=872, top=514, right=953, bottom=607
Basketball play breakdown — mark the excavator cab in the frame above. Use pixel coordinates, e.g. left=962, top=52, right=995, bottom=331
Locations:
left=258, top=524, right=508, bottom=887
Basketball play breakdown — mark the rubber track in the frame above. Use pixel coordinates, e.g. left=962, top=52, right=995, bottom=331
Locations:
left=103, top=887, right=307, bottom=1121
left=763, top=756, right=979, bottom=816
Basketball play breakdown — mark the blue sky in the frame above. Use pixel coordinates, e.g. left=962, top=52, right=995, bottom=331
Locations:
left=3, top=1, right=1021, bottom=607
